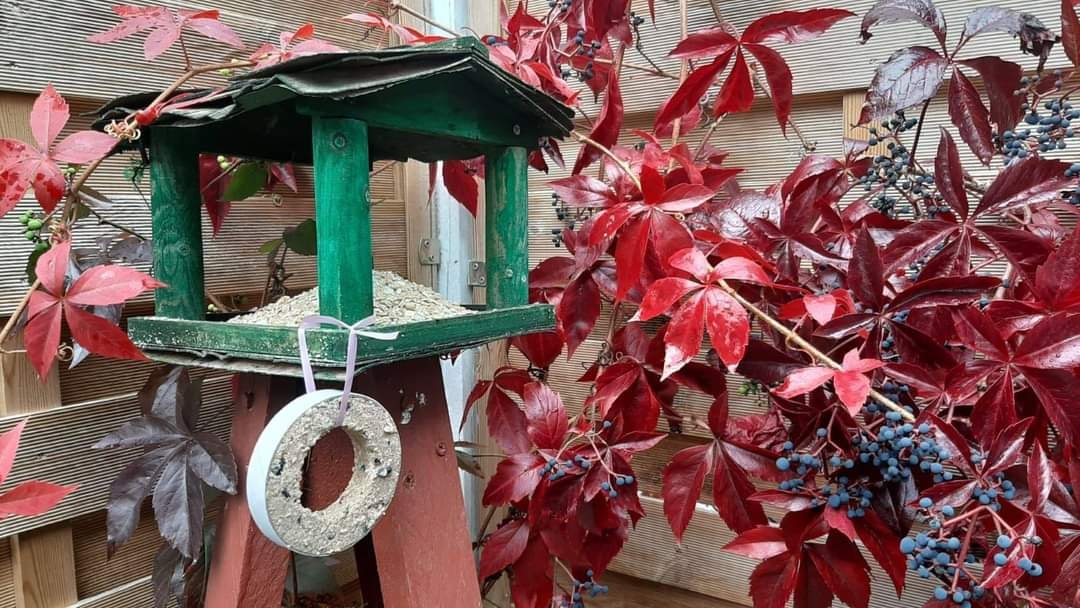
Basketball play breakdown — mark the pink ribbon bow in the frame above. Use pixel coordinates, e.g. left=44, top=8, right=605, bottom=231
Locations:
left=297, top=315, right=399, bottom=424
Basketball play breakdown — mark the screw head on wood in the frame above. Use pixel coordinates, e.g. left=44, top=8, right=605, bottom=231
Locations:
left=331, top=132, right=348, bottom=149
left=436, top=442, right=447, bottom=456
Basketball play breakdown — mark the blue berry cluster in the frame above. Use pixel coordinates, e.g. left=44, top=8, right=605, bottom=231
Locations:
left=1065, top=162, right=1080, bottom=206
left=990, top=534, right=1045, bottom=576
left=900, top=530, right=985, bottom=606
left=547, top=0, right=574, bottom=15
left=542, top=457, right=633, bottom=499
left=855, top=112, right=933, bottom=218
left=569, top=30, right=600, bottom=81
left=1003, top=97, right=1076, bottom=163
left=564, top=570, right=609, bottom=607
left=998, top=92, right=1080, bottom=206
left=852, top=414, right=951, bottom=483
left=775, top=436, right=872, bottom=519
left=966, top=467, right=1015, bottom=512
left=897, top=241, right=947, bottom=283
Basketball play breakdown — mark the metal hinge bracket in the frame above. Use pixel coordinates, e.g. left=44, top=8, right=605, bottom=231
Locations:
left=468, top=260, right=487, bottom=286
left=419, top=237, right=440, bottom=265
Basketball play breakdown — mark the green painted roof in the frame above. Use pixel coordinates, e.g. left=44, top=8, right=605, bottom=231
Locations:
left=94, top=37, right=573, bottom=163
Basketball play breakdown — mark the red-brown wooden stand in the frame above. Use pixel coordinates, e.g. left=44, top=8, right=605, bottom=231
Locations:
left=204, top=357, right=481, bottom=608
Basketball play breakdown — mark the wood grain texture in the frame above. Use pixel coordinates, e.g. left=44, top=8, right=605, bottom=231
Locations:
left=10, top=526, right=77, bottom=608
left=0, top=338, right=75, bottom=608
left=352, top=357, right=482, bottom=608
left=0, top=376, right=232, bottom=540
left=203, top=374, right=297, bottom=608
left=312, top=116, right=374, bottom=323
left=0, top=348, right=61, bottom=416
left=128, top=304, right=555, bottom=369
left=484, top=147, right=530, bottom=308
left=149, top=128, right=206, bottom=320
left=558, top=571, right=741, bottom=608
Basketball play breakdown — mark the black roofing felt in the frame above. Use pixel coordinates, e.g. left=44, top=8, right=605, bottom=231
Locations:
left=93, top=38, right=573, bottom=163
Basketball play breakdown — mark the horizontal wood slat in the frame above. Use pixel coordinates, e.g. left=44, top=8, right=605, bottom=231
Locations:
left=610, top=495, right=941, bottom=607
left=0, top=376, right=232, bottom=539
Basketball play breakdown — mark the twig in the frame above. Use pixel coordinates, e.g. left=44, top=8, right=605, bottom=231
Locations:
left=705, top=1, right=816, bottom=153
left=718, top=280, right=914, bottom=421
left=474, top=505, right=498, bottom=550
left=668, top=0, right=690, bottom=158
left=571, top=131, right=642, bottom=191
left=749, top=69, right=816, bottom=152
left=84, top=207, right=148, bottom=241
left=0, top=279, right=39, bottom=350
left=390, top=2, right=461, bottom=37
left=1, top=59, right=257, bottom=351
left=906, top=98, right=933, bottom=163
left=693, top=115, right=729, bottom=161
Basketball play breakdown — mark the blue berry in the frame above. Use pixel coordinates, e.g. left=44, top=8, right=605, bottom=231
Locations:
left=900, top=537, right=916, bottom=554
left=996, top=535, right=1012, bottom=550
left=919, top=497, right=933, bottom=509
left=994, top=553, right=1008, bottom=567
left=775, top=457, right=790, bottom=471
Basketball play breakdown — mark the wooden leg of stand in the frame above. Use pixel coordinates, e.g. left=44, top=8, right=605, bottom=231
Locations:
left=204, top=374, right=298, bottom=608
left=352, top=357, right=482, bottom=607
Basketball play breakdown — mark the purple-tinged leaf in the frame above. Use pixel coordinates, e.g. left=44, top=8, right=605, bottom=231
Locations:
left=860, top=0, right=947, bottom=46
left=858, top=47, right=948, bottom=124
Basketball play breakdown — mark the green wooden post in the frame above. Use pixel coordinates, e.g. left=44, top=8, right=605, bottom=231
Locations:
left=484, top=147, right=529, bottom=309
left=311, top=116, right=374, bottom=323
left=149, top=128, right=205, bottom=320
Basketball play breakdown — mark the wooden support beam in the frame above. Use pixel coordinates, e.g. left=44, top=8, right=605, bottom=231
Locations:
left=11, top=525, right=77, bottom=608
left=0, top=343, right=77, bottom=608
left=350, top=357, right=482, bottom=607
left=311, top=116, right=374, bottom=323
left=203, top=374, right=298, bottom=608
left=484, top=147, right=529, bottom=309
left=149, top=128, right=206, bottom=320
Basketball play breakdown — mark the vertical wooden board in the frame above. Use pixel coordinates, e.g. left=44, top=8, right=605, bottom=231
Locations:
left=150, top=128, right=206, bottom=320
left=11, top=526, right=77, bottom=608
left=0, top=352, right=60, bottom=416
left=402, top=159, right=436, bottom=288
left=484, top=147, right=530, bottom=308
left=71, top=505, right=157, bottom=600
left=0, top=540, right=15, bottom=608
left=203, top=374, right=296, bottom=608
left=352, top=357, right=482, bottom=608
left=0, top=340, right=75, bottom=608
left=312, top=116, right=374, bottom=323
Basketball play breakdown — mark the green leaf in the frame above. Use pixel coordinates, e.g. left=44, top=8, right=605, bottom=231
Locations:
left=283, top=219, right=317, bottom=256
left=258, top=238, right=283, bottom=255
left=72, top=202, right=92, bottom=221
left=221, top=163, right=267, bottom=202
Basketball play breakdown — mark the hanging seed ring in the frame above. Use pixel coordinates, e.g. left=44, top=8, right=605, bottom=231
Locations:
left=247, top=389, right=402, bottom=556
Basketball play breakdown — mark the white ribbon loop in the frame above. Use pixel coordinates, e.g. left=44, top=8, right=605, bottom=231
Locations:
left=297, top=314, right=399, bottom=422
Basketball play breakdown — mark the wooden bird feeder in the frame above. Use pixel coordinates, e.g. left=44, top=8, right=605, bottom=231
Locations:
left=94, top=37, right=571, bottom=608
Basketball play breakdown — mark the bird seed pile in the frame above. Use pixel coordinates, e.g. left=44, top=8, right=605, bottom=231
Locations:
left=228, top=271, right=474, bottom=326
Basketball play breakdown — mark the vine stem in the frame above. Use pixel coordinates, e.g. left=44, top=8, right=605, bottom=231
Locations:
left=668, top=0, right=690, bottom=160
left=570, top=131, right=642, bottom=191
left=0, top=60, right=256, bottom=351
left=390, top=2, right=460, bottom=37
left=717, top=280, right=915, bottom=421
